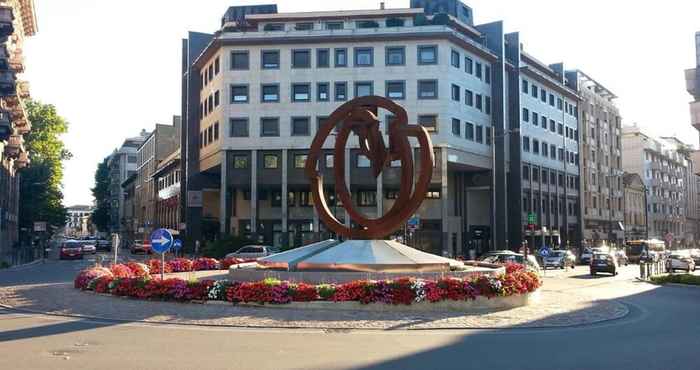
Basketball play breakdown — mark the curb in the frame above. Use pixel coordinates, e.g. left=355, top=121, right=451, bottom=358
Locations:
left=666, top=283, right=700, bottom=289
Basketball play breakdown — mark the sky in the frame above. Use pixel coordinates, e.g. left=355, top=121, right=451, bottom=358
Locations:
left=21, top=0, right=700, bottom=206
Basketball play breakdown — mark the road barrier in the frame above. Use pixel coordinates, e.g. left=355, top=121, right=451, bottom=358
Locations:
left=639, top=260, right=666, bottom=280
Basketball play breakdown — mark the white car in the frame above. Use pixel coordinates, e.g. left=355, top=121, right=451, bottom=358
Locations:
left=666, top=254, right=696, bottom=273
left=79, top=240, right=97, bottom=254
left=225, top=245, right=277, bottom=259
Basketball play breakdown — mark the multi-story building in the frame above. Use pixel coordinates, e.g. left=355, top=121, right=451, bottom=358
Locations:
left=623, top=172, right=647, bottom=241
left=685, top=31, right=700, bottom=144
left=179, top=1, right=581, bottom=255
left=622, top=126, right=689, bottom=245
left=566, top=70, right=624, bottom=246
left=661, top=136, right=698, bottom=246
left=106, top=130, right=149, bottom=233
left=0, top=0, right=36, bottom=262
left=120, top=173, right=137, bottom=243
left=153, top=150, right=181, bottom=232
left=134, top=117, right=180, bottom=238
left=65, top=205, right=93, bottom=237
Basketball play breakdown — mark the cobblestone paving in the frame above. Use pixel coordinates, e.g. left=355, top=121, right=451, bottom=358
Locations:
left=0, top=277, right=629, bottom=330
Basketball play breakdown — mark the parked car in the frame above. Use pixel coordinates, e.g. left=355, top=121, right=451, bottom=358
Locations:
left=543, top=250, right=576, bottom=269
left=614, top=249, right=629, bottom=266
left=59, top=240, right=84, bottom=260
left=689, top=249, right=700, bottom=265
left=666, top=253, right=696, bottom=273
left=95, top=239, right=112, bottom=252
left=590, top=252, right=619, bottom=276
left=79, top=240, right=97, bottom=254
left=225, top=245, right=277, bottom=259
left=130, top=240, right=152, bottom=254
left=478, top=250, right=541, bottom=273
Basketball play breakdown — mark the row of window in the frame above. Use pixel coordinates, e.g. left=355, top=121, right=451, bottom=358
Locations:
left=522, top=164, right=580, bottom=190
left=238, top=187, right=440, bottom=209
left=261, top=18, right=407, bottom=33
left=522, top=195, right=579, bottom=217
left=201, top=56, right=221, bottom=89
left=521, top=78, right=577, bottom=117
left=156, top=170, right=181, bottom=191
left=228, top=114, right=441, bottom=138
left=522, top=136, right=578, bottom=164
left=450, top=49, right=491, bottom=84
left=522, top=108, right=577, bottom=140
left=450, top=118, right=490, bottom=145
left=227, top=79, right=439, bottom=104
left=450, top=84, right=491, bottom=115
left=231, top=45, right=442, bottom=71
left=199, top=122, right=220, bottom=149
left=200, top=90, right=221, bottom=118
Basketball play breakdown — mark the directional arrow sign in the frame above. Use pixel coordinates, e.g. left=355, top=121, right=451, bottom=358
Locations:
left=150, top=228, right=173, bottom=254
left=172, top=239, right=183, bottom=252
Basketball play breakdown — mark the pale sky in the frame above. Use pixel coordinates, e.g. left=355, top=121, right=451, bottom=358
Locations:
left=21, top=0, right=700, bottom=206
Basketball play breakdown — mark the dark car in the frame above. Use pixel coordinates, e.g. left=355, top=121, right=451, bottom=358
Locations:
left=590, top=252, right=619, bottom=276
left=95, top=239, right=112, bottom=252
left=59, top=240, right=84, bottom=260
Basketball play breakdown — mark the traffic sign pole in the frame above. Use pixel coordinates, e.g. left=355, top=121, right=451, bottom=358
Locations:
left=150, top=229, right=174, bottom=280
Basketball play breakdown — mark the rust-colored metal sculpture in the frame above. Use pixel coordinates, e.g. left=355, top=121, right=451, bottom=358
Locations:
left=305, top=96, right=434, bottom=239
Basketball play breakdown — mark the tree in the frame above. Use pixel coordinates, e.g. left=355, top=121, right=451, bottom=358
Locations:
left=91, top=158, right=111, bottom=232
left=19, top=100, right=72, bottom=233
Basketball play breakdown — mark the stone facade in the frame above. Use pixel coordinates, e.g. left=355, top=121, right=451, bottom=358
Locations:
left=623, top=172, right=647, bottom=241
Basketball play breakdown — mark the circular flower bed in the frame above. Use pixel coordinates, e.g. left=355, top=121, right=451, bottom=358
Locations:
left=74, top=263, right=541, bottom=307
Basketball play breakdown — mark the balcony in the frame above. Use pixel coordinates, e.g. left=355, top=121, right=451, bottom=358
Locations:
left=691, top=101, right=700, bottom=131
left=0, top=6, right=13, bottom=38
left=686, top=68, right=698, bottom=97
left=15, top=150, right=28, bottom=169
left=8, top=50, right=23, bottom=73
left=5, top=134, right=24, bottom=158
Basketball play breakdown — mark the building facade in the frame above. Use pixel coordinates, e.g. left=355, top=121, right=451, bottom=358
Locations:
left=179, top=1, right=582, bottom=255
left=685, top=31, right=700, bottom=143
left=0, top=0, right=36, bottom=262
left=107, top=130, right=149, bottom=234
left=567, top=70, right=624, bottom=247
left=623, top=172, right=647, bottom=241
left=120, top=174, right=137, bottom=243
left=621, top=127, right=689, bottom=245
left=153, top=150, right=181, bottom=232
left=65, top=205, right=93, bottom=237
left=134, top=118, right=180, bottom=238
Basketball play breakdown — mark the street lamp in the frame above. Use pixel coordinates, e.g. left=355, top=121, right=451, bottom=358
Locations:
left=490, top=128, right=519, bottom=252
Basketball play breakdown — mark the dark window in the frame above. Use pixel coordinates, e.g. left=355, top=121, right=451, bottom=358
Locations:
left=231, top=85, right=249, bottom=103
left=523, top=165, right=529, bottom=180
left=550, top=144, right=556, bottom=159
left=214, top=90, right=220, bottom=107
left=522, top=79, right=529, bottom=93
left=292, top=83, right=311, bottom=102
left=354, top=47, right=373, bottom=66
left=541, top=116, right=547, bottom=129
left=354, top=81, right=373, bottom=97
left=475, top=125, right=483, bottom=143
left=317, top=82, right=330, bottom=101
left=531, top=84, right=537, bottom=97
left=550, top=119, right=556, bottom=132
left=418, top=80, right=438, bottom=99
left=263, top=154, right=279, bottom=169
left=465, top=122, right=474, bottom=140
left=451, top=118, right=460, bottom=136
left=465, top=56, right=473, bottom=74
left=291, top=117, right=310, bottom=136
left=292, top=49, right=311, bottom=68
left=418, top=45, right=437, bottom=65
left=532, top=168, right=539, bottom=182
left=316, top=116, right=328, bottom=132
left=523, top=136, right=530, bottom=151
left=475, top=94, right=482, bottom=110
left=542, top=142, right=548, bottom=157
left=386, top=80, right=405, bottom=99
left=484, top=96, right=491, bottom=115
left=334, top=82, right=347, bottom=100
left=260, top=117, right=279, bottom=137
left=356, top=20, right=379, bottom=28
left=386, top=46, right=405, bottom=65
left=261, top=50, right=279, bottom=69
left=475, top=62, right=482, bottom=78
left=293, top=154, right=307, bottom=169
left=230, top=118, right=249, bottom=137
left=263, top=23, right=284, bottom=31
left=557, top=98, right=563, bottom=110
left=316, top=49, right=330, bottom=68
left=325, top=21, right=343, bottom=30
left=549, top=93, right=555, bottom=106
left=522, top=108, right=529, bottom=122
left=261, top=84, right=279, bottom=102
left=532, top=139, right=539, bottom=154
left=295, top=22, right=313, bottom=31
left=484, top=65, right=491, bottom=84
left=214, top=56, right=220, bottom=74
left=485, top=126, right=491, bottom=145
left=385, top=17, right=405, bottom=27
left=532, top=112, right=538, bottom=125
left=214, top=122, right=219, bottom=140
left=558, top=123, right=564, bottom=135
left=465, top=89, right=473, bottom=106
left=334, top=48, right=347, bottom=67
left=451, top=84, right=460, bottom=101
left=230, top=51, right=249, bottom=70
left=418, top=115, right=437, bottom=132
left=540, top=87, right=547, bottom=102
left=451, top=50, right=460, bottom=68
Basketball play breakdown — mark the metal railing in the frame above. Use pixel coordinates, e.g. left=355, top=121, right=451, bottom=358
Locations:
left=638, top=259, right=666, bottom=280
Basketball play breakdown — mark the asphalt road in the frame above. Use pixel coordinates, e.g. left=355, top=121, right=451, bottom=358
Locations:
left=1, top=253, right=699, bottom=370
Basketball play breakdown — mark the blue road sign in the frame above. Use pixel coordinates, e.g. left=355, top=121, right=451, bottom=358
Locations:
left=172, top=239, right=183, bottom=251
left=150, top=228, right=173, bottom=254
left=539, top=247, right=551, bottom=257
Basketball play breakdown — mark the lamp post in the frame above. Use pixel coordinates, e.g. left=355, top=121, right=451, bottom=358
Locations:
left=490, top=128, right=519, bottom=252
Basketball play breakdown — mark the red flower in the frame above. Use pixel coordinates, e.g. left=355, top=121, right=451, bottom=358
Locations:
left=290, top=283, right=318, bottom=302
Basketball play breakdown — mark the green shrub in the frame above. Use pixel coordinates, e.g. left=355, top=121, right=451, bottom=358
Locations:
left=201, top=235, right=254, bottom=259
left=650, top=274, right=700, bottom=286
left=0, top=261, right=10, bottom=269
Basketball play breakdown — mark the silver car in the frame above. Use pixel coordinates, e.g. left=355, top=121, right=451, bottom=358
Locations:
left=666, top=254, right=696, bottom=273
left=225, top=245, right=277, bottom=259
left=543, top=250, right=576, bottom=269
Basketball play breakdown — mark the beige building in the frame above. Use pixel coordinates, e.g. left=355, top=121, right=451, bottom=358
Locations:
left=134, top=117, right=180, bottom=238
left=623, top=172, right=646, bottom=240
left=0, top=0, right=36, bottom=264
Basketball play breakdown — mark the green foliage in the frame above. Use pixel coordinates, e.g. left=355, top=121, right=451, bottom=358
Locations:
left=19, top=100, right=72, bottom=232
left=90, top=158, right=111, bottom=232
left=651, top=274, right=700, bottom=286
left=201, top=235, right=254, bottom=259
